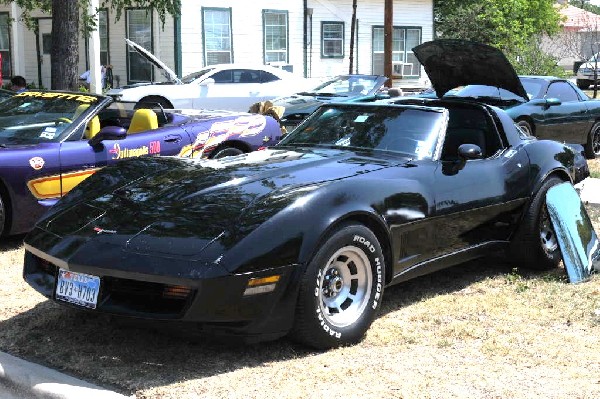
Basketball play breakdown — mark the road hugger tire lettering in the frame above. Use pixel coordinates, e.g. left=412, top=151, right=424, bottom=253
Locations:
left=292, top=223, right=385, bottom=349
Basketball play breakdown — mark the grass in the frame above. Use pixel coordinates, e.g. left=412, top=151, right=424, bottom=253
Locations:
left=589, top=158, right=600, bottom=179
left=0, top=215, right=599, bottom=398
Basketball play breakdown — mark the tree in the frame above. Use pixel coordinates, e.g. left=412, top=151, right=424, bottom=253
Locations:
left=434, top=0, right=563, bottom=51
left=4, top=0, right=181, bottom=90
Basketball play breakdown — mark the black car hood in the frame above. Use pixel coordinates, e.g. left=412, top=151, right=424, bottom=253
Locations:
left=37, top=149, right=400, bottom=261
left=413, top=39, right=528, bottom=101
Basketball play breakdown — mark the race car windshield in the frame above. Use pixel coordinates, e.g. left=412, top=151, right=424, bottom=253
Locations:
left=278, top=104, right=444, bottom=160
left=0, top=92, right=99, bottom=145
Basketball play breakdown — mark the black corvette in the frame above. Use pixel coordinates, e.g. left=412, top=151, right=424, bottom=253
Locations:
left=23, top=96, right=589, bottom=348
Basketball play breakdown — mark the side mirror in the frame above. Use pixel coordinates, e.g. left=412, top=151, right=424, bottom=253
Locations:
left=88, top=126, right=127, bottom=147
left=457, top=143, right=483, bottom=160
left=530, top=98, right=562, bottom=107
left=199, top=78, right=215, bottom=86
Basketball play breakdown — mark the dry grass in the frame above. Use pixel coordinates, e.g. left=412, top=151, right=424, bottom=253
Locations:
left=1, top=214, right=599, bottom=398
left=589, top=158, right=600, bottom=178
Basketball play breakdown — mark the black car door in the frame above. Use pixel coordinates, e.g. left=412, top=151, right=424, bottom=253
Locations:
left=542, top=81, right=592, bottom=144
left=430, top=115, right=530, bottom=259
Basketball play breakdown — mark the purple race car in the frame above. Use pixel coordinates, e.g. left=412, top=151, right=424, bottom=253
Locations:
left=0, top=91, right=283, bottom=236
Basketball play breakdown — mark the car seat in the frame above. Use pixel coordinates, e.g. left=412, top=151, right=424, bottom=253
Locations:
left=442, top=127, right=487, bottom=160
left=84, top=116, right=101, bottom=139
left=127, top=109, right=158, bottom=134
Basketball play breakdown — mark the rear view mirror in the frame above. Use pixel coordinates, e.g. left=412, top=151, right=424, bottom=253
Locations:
left=88, top=126, right=127, bottom=147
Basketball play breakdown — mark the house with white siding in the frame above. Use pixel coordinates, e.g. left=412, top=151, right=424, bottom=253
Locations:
left=0, top=0, right=432, bottom=92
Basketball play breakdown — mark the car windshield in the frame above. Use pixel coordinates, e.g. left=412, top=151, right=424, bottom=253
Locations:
left=452, top=85, right=525, bottom=101
left=0, top=91, right=101, bottom=145
left=451, top=78, right=543, bottom=101
left=278, top=104, right=444, bottom=160
left=181, top=68, right=215, bottom=84
left=300, top=75, right=382, bottom=97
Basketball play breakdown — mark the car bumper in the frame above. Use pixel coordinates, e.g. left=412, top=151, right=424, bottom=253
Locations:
left=576, top=71, right=600, bottom=80
left=23, top=244, right=300, bottom=339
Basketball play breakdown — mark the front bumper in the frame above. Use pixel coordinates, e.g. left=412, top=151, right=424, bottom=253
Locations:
left=23, top=245, right=300, bottom=339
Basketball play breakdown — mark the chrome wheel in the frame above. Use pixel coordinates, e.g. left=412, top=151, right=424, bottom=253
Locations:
left=318, top=245, right=372, bottom=328
left=539, top=205, right=558, bottom=254
left=517, top=120, right=533, bottom=136
left=593, top=124, right=600, bottom=156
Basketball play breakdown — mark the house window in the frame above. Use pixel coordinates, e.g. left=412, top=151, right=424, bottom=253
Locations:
left=203, top=8, right=232, bottom=66
left=0, top=13, right=10, bottom=78
left=321, top=22, right=344, bottom=58
left=99, top=9, right=109, bottom=66
left=263, top=10, right=288, bottom=64
left=126, top=8, right=153, bottom=83
left=372, top=27, right=421, bottom=78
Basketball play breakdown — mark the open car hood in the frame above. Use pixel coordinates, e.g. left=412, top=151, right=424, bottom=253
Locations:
left=125, top=38, right=181, bottom=84
left=413, top=39, right=528, bottom=101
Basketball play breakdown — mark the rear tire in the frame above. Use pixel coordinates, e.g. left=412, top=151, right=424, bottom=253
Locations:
left=291, top=223, right=385, bottom=349
left=516, top=119, right=533, bottom=136
left=212, top=147, right=244, bottom=159
left=134, top=96, right=172, bottom=110
left=584, top=121, right=600, bottom=159
left=510, top=177, right=563, bottom=270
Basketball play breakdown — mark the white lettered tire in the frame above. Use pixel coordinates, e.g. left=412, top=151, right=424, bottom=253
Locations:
left=291, top=223, right=385, bottom=349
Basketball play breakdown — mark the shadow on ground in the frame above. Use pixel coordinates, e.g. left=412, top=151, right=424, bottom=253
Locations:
left=0, top=252, right=557, bottom=395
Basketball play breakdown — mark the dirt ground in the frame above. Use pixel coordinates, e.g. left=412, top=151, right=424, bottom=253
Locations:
left=0, top=210, right=599, bottom=398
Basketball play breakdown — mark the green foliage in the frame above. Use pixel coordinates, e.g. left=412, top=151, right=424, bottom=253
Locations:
left=505, top=268, right=530, bottom=293
left=4, top=0, right=181, bottom=35
left=505, top=36, right=568, bottom=77
left=575, top=0, right=600, bottom=15
left=434, top=0, right=564, bottom=51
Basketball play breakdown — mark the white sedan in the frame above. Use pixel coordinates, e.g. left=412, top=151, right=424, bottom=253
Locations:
left=108, top=39, right=311, bottom=111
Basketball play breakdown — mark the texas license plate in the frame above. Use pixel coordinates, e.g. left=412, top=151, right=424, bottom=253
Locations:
left=55, top=269, right=100, bottom=309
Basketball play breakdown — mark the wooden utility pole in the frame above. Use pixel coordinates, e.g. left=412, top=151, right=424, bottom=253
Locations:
left=384, top=0, right=393, bottom=87
left=349, top=0, right=357, bottom=74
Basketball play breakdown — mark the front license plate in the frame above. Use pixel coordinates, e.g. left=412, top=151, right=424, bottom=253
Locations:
left=55, top=269, right=100, bottom=309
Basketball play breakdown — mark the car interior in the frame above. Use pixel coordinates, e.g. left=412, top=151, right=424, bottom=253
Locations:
left=391, top=99, right=503, bottom=161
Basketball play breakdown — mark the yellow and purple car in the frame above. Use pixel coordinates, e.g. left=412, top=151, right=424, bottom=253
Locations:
left=0, top=91, right=283, bottom=236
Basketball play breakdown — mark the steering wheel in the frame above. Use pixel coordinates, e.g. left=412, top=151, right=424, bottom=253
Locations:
left=55, top=117, right=72, bottom=125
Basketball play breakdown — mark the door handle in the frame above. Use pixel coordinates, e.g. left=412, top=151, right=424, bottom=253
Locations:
left=164, top=135, right=182, bottom=143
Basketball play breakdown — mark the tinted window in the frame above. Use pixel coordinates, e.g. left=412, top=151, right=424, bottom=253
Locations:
left=234, top=70, right=260, bottom=83
left=211, top=70, right=233, bottom=83
left=546, top=82, right=579, bottom=102
left=278, top=105, right=444, bottom=160
left=260, top=71, right=280, bottom=83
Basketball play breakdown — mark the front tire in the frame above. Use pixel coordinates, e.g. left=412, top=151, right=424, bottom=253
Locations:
left=585, top=121, right=600, bottom=159
left=510, top=177, right=563, bottom=270
left=291, top=223, right=385, bottom=349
